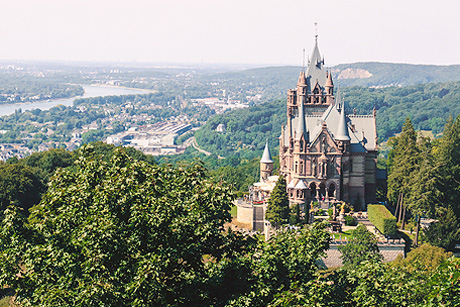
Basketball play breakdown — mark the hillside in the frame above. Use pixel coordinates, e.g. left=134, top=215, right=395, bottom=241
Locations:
left=195, top=80, right=460, bottom=158
left=332, top=62, right=460, bottom=87
left=203, top=63, right=460, bottom=101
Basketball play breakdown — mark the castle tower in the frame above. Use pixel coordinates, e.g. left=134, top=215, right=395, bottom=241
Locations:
left=260, top=141, right=274, bottom=181
left=279, top=35, right=378, bottom=208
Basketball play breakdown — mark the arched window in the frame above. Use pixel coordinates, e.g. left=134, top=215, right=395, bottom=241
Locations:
left=328, top=183, right=336, bottom=198
left=310, top=182, right=317, bottom=197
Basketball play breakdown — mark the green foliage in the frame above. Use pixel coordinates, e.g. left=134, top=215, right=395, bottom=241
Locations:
left=0, top=145, right=253, bottom=306
left=390, top=243, right=453, bottom=273
left=234, top=222, right=331, bottom=306
left=387, top=117, right=418, bottom=204
left=424, top=257, right=460, bottom=306
left=424, top=207, right=460, bottom=252
left=344, top=215, right=358, bottom=226
left=194, top=99, right=285, bottom=160
left=289, top=203, right=300, bottom=225
left=0, top=163, right=45, bottom=213
left=367, top=204, right=397, bottom=235
left=265, top=176, right=289, bottom=227
left=338, top=224, right=382, bottom=268
left=19, top=148, right=75, bottom=180
left=0, top=73, right=84, bottom=104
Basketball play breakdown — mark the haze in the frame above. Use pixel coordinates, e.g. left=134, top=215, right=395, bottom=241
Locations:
left=1, top=0, right=459, bottom=66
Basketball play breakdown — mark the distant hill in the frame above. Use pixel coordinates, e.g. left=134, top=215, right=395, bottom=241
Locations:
left=332, top=62, right=460, bottom=87
left=205, top=63, right=460, bottom=98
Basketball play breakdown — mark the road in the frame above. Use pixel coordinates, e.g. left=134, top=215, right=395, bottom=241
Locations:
left=191, top=137, right=225, bottom=159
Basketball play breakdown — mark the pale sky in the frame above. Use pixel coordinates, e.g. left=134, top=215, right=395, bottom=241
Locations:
left=1, top=0, right=459, bottom=66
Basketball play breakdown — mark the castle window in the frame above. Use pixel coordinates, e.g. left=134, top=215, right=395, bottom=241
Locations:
left=295, top=161, right=298, bottom=173
left=300, top=140, right=304, bottom=151
left=300, top=161, right=304, bottom=174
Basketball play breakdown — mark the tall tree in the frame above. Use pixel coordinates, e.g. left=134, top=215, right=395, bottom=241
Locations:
left=387, top=117, right=418, bottom=205
left=422, top=115, right=460, bottom=251
left=265, top=175, right=289, bottom=227
left=338, top=224, right=382, bottom=268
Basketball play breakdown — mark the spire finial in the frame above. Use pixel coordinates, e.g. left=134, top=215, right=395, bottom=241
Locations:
left=302, top=49, right=306, bottom=71
left=314, top=22, right=318, bottom=40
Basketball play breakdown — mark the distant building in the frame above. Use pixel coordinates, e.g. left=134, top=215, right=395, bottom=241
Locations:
left=279, top=35, right=378, bottom=209
left=216, top=123, right=226, bottom=132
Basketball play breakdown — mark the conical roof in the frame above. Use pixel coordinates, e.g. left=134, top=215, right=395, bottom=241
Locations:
left=335, top=103, right=350, bottom=141
left=306, top=35, right=327, bottom=89
left=260, top=141, right=273, bottom=163
left=326, top=71, right=333, bottom=88
left=297, top=70, right=306, bottom=86
left=335, top=82, right=342, bottom=109
left=296, top=101, right=308, bottom=140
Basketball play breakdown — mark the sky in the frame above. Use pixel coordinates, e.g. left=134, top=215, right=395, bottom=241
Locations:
left=1, top=0, right=460, bottom=66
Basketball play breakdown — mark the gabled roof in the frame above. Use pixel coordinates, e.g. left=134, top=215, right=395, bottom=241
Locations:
left=285, top=102, right=377, bottom=151
left=295, top=179, right=308, bottom=189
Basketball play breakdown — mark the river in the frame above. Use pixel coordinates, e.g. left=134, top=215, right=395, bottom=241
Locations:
left=0, top=85, right=150, bottom=116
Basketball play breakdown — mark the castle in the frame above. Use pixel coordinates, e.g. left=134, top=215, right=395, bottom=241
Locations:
left=261, top=35, right=378, bottom=210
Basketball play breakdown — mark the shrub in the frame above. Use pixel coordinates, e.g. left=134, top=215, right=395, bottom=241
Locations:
left=327, top=208, right=334, bottom=220
left=368, top=204, right=397, bottom=235
left=344, top=215, right=358, bottom=226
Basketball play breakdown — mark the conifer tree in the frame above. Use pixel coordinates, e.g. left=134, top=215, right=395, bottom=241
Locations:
left=387, top=117, right=418, bottom=205
left=265, top=175, right=289, bottom=227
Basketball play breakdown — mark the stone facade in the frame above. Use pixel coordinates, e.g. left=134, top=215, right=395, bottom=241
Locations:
left=279, top=36, right=378, bottom=209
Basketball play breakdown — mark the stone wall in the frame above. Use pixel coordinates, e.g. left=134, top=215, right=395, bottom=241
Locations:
left=320, top=243, right=405, bottom=268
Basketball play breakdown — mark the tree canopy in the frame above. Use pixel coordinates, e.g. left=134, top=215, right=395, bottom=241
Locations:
left=265, top=175, right=289, bottom=227
left=0, top=145, right=251, bottom=306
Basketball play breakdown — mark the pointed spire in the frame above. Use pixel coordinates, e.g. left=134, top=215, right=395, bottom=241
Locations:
left=260, top=140, right=273, bottom=163
left=296, top=101, right=308, bottom=140
left=336, top=102, right=350, bottom=141
left=326, top=71, right=333, bottom=88
left=297, top=70, right=306, bottom=86
left=306, top=34, right=327, bottom=89
left=335, top=82, right=342, bottom=109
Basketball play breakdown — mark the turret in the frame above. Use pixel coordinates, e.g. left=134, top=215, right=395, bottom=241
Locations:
left=296, top=100, right=308, bottom=143
left=335, top=101, right=351, bottom=154
left=325, top=71, right=334, bottom=105
left=260, top=141, right=274, bottom=181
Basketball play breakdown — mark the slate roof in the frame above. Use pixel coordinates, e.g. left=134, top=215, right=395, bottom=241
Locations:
left=284, top=104, right=376, bottom=152
left=260, top=141, right=273, bottom=163
left=306, top=37, right=327, bottom=91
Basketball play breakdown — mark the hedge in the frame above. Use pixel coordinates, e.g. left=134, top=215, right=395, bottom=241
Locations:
left=368, top=204, right=397, bottom=235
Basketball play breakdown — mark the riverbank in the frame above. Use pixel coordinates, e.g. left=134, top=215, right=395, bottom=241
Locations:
left=0, top=85, right=151, bottom=117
